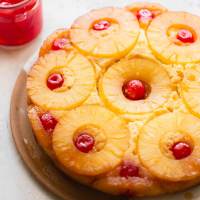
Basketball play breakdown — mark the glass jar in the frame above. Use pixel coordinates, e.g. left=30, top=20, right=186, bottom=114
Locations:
left=0, top=0, right=43, bottom=46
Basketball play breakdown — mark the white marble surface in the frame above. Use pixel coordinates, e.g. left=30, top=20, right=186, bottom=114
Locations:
left=0, top=0, right=200, bottom=199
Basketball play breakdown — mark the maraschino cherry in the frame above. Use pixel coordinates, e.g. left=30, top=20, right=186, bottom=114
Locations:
left=122, top=80, right=146, bottom=100
left=176, top=29, right=195, bottom=43
left=137, top=9, right=154, bottom=21
left=171, top=142, right=192, bottom=160
left=47, top=73, right=64, bottom=90
left=52, top=38, right=70, bottom=50
left=74, top=133, right=95, bottom=153
left=40, top=113, right=57, bottom=133
left=93, top=20, right=111, bottom=31
left=120, top=162, right=139, bottom=178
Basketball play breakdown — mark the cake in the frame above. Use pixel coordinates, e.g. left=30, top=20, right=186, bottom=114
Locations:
left=26, top=2, right=200, bottom=197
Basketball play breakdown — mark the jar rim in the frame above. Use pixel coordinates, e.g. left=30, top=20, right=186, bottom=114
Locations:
left=0, top=0, right=32, bottom=9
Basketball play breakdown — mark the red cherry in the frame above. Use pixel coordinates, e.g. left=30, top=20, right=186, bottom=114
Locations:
left=171, top=142, right=192, bottom=160
left=39, top=113, right=57, bottom=133
left=93, top=20, right=111, bottom=31
left=137, top=9, right=154, bottom=20
left=52, top=38, right=70, bottom=50
left=74, top=133, right=95, bottom=153
left=122, top=80, right=146, bottom=100
left=176, top=29, right=195, bottom=43
left=120, top=162, right=139, bottom=178
left=47, top=73, right=64, bottom=90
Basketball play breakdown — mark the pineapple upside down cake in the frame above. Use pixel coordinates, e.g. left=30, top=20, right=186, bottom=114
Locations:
left=27, top=2, right=200, bottom=197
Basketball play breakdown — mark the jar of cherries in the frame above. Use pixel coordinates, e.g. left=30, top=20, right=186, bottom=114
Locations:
left=0, top=0, right=43, bottom=46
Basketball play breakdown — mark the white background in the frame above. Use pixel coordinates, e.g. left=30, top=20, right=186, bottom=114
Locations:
left=0, top=0, right=200, bottom=199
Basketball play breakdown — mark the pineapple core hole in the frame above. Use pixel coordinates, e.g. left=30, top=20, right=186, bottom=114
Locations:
left=171, top=141, right=192, bottom=160
left=47, top=67, right=75, bottom=92
left=167, top=25, right=197, bottom=45
left=90, top=18, right=119, bottom=36
left=47, top=73, right=64, bottom=90
left=73, top=125, right=106, bottom=152
left=160, top=131, right=194, bottom=160
left=136, top=8, right=154, bottom=20
left=122, top=79, right=151, bottom=101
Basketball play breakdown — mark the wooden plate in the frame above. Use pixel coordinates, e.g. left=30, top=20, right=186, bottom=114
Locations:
left=10, top=69, right=124, bottom=200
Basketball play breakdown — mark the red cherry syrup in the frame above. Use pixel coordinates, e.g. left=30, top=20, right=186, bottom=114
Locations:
left=0, top=0, right=42, bottom=45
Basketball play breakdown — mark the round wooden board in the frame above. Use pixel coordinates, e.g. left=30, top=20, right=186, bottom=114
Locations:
left=10, top=70, right=123, bottom=200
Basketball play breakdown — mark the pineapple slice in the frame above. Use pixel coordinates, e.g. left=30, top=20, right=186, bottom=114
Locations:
left=39, top=29, right=73, bottom=57
left=52, top=105, right=130, bottom=176
left=147, top=12, right=200, bottom=64
left=70, top=7, right=140, bottom=58
left=99, top=55, right=172, bottom=114
left=28, top=105, right=94, bottom=184
left=27, top=50, right=95, bottom=110
left=126, top=2, right=167, bottom=29
left=138, top=112, right=200, bottom=181
left=180, top=64, right=200, bottom=118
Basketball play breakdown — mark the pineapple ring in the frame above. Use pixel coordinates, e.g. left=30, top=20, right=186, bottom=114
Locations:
left=180, top=64, right=200, bottom=118
left=52, top=105, right=130, bottom=176
left=39, top=29, right=73, bottom=57
left=73, top=124, right=107, bottom=152
left=27, top=50, right=95, bottom=110
left=28, top=105, right=95, bottom=185
left=138, top=112, right=200, bottom=181
left=99, top=55, right=172, bottom=114
left=70, top=7, right=140, bottom=58
left=159, top=131, right=194, bottom=159
left=147, top=12, right=200, bottom=64
left=126, top=2, right=167, bottom=29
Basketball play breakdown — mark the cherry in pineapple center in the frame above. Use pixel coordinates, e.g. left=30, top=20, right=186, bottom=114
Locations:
left=137, top=9, right=154, bottom=20
left=93, top=20, right=111, bottom=31
left=171, top=142, right=192, bottom=160
left=122, top=80, right=149, bottom=100
left=177, top=29, right=195, bottom=43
